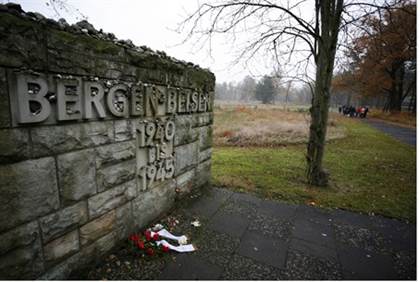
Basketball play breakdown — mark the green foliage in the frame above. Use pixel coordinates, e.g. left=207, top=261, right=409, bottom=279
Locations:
left=212, top=119, right=416, bottom=222
left=255, top=75, right=276, bottom=104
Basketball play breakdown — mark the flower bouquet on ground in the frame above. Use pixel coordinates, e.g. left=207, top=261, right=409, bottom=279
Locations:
left=128, top=230, right=169, bottom=258
left=128, top=225, right=196, bottom=258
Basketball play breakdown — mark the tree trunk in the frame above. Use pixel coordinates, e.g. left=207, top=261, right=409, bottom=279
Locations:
left=383, top=99, right=390, bottom=112
left=306, top=0, right=343, bottom=186
left=389, top=63, right=404, bottom=112
left=284, top=81, right=291, bottom=111
left=411, top=94, right=416, bottom=113
left=307, top=48, right=334, bottom=186
left=408, top=89, right=416, bottom=113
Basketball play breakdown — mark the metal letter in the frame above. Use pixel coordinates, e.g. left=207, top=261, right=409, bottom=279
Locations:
left=83, top=81, right=106, bottom=119
left=16, top=74, right=51, bottom=124
left=131, top=85, right=144, bottom=116
left=107, top=84, right=129, bottom=117
left=57, top=78, right=82, bottom=121
left=166, top=87, right=177, bottom=114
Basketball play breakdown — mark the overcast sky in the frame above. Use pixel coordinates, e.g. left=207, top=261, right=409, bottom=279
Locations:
left=6, top=0, right=282, bottom=84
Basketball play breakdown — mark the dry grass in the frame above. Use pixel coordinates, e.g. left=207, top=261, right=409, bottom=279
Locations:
left=369, top=109, right=416, bottom=128
left=213, top=104, right=346, bottom=147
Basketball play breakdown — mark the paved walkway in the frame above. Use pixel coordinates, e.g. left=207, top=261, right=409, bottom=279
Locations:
left=80, top=188, right=416, bottom=280
left=365, top=119, right=416, bottom=146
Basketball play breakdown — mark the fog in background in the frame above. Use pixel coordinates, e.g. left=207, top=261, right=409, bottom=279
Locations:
left=215, top=76, right=313, bottom=106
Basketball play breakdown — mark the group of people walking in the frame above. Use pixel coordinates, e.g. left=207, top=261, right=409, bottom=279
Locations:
left=339, top=105, right=369, bottom=118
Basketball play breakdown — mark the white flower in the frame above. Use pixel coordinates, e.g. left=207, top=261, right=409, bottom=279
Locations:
left=152, top=224, right=164, bottom=231
left=178, top=235, right=188, bottom=245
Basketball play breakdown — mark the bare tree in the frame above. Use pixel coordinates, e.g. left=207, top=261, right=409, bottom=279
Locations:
left=179, top=0, right=408, bottom=186
left=44, top=0, right=86, bottom=20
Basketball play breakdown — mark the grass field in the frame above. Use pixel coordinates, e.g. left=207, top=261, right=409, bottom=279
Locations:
left=211, top=105, right=416, bottom=222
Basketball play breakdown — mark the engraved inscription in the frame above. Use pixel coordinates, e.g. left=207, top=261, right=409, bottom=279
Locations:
left=11, top=73, right=213, bottom=125
left=136, top=118, right=175, bottom=191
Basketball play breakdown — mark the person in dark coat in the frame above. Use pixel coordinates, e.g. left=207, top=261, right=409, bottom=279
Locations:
left=363, top=106, right=369, bottom=118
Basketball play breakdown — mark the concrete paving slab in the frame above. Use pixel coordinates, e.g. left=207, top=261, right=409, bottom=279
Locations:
left=338, top=245, right=399, bottom=280
left=292, top=218, right=336, bottom=247
left=289, top=238, right=337, bottom=260
left=159, top=254, right=222, bottom=280
left=208, top=211, right=250, bottom=238
left=237, top=232, right=288, bottom=269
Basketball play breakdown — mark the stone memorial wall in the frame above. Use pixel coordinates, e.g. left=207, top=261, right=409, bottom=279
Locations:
left=0, top=3, right=214, bottom=279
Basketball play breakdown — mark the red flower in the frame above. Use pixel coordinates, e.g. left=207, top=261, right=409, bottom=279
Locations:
left=145, top=230, right=152, bottom=241
left=162, top=245, right=170, bottom=253
left=137, top=240, right=145, bottom=250
left=146, top=247, right=154, bottom=256
left=153, top=233, right=159, bottom=241
left=129, top=234, right=139, bottom=242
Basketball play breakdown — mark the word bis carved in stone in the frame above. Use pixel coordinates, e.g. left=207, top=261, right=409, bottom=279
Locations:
left=11, top=73, right=213, bottom=125
left=136, top=118, right=175, bottom=190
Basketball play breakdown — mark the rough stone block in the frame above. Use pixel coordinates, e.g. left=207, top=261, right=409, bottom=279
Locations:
left=132, top=179, right=176, bottom=230
left=114, top=120, right=135, bottom=141
left=0, top=68, right=10, bottom=128
left=174, top=141, right=198, bottom=176
left=198, top=148, right=212, bottom=163
left=174, top=115, right=199, bottom=146
left=176, top=169, right=196, bottom=196
left=40, top=201, right=88, bottom=243
left=47, top=27, right=124, bottom=59
left=0, top=243, right=44, bottom=279
left=31, top=121, right=114, bottom=157
left=195, top=112, right=213, bottom=127
left=43, top=230, right=79, bottom=264
left=37, top=252, right=81, bottom=280
left=79, top=210, right=116, bottom=246
left=185, top=68, right=215, bottom=90
left=0, top=14, right=47, bottom=69
left=0, top=221, right=38, bottom=256
left=58, top=149, right=97, bottom=203
left=46, top=48, right=95, bottom=77
left=46, top=46, right=136, bottom=79
left=0, top=157, right=59, bottom=232
left=0, top=221, right=43, bottom=279
left=95, top=140, right=136, bottom=169
left=0, top=128, right=30, bottom=163
left=115, top=202, right=134, bottom=241
left=96, top=159, right=136, bottom=192
left=80, top=121, right=115, bottom=145
left=79, top=230, right=118, bottom=265
left=195, top=159, right=212, bottom=188
left=88, top=179, right=136, bottom=219
left=198, top=126, right=212, bottom=151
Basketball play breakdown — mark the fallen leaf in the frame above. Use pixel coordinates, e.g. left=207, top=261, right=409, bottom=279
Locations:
left=191, top=220, right=201, bottom=227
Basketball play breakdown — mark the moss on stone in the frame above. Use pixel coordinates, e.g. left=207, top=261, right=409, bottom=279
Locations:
left=0, top=12, right=38, bottom=29
left=48, top=29, right=122, bottom=56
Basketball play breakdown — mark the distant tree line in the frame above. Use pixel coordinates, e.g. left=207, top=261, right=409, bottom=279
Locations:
left=215, top=75, right=312, bottom=105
